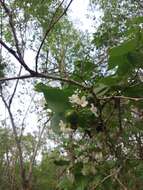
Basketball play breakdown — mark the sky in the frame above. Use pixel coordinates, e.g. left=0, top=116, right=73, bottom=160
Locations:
left=69, top=0, right=93, bottom=31
left=69, top=0, right=102, bottom=32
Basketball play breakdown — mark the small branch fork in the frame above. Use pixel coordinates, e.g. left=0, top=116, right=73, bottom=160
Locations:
left=0, top=0, right=74, bottom=74
left=35, top=0, right=73, bottom=72
left=93, top=166, right=128, bottom=190
left=0, top=0, right=34, bottom=74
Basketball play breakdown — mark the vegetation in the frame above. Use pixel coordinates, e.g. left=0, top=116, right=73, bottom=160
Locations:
left=0, top=0, right=143, bottom=189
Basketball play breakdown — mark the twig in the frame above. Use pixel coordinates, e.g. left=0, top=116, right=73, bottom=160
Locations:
left=35, top=0, right=74, bottom=72
left=93, top=166, right=122, bottom=189
left=100, top=95, right=143, bottom=101
left=9, top=66, right=22, bottom=107
left=27, top=117, right=51, bottom=186
left=0, top=39, right=34, bottom=73
left=135, top=0, right=143, bottom=9
left=19, top=93, right=36, bottom=142
left=0, top=88, right=26, bottom=189
left=0, top=0, right=23, bottom=59
left=114, top=176, right=128, bottom=190
left=116, top=98, right=123, bottom=132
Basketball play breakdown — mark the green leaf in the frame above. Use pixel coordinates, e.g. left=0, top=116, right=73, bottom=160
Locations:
left=58, top=176, right=73, bottom=190
left=72, top=162, right=83, bottom=177
left=124, top=84, right=143, bottom=97
left=35, top=83, right=73, bottom=113
left=50, top=113, right=65, bottom=132
left=108, top=54, right=131, bottom=72
left=99, top=75, right=122, bottom=86
left=93, top=83, right=109, bottom=97
left=128, top=16, right=143, bottom=25
left=108, top=40, right=137, bottom=76
left=127, top=51, right=143, bottom=69
left=75, top=177, right=88, bottom=190
left=109, top=39, right=136, bottom=57
left=35, top=83, right=74, bottom=132
left=54, top=159, right=70, bottom=166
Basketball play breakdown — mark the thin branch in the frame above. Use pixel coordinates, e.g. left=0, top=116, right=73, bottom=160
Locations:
left=93, top=166, right=122, bottom=189
left=0, top=72, right=90, bottom=89
left=35, top=0, right=74, bottom=72
left=135, top=0, right=143, bottom=9
left=27, top=117, right=51, bottom=185
left=114, top=176, right=128, bottom=190
left=0, top=39, right=34, bottom=73
left=35, top=0, right=65, bottom=72
left=0, top=0, right=23, bottom=59
left=105, top=107, right=115, bottom=125
left=0, top=89, right=26, bottom=189
left=118, top=98, right=123, bottom=132
left=9, top=66, right=22, bottom=107
left=19, top=93, right=36, bottom=141
left=100, top=95, right=143, bottom=101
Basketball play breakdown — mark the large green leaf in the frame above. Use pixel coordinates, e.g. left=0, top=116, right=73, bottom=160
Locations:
left=109, top=39, right=136, bottom=57
left=108, top=39, right=139, bottom=76
left=127, top=51, right=143, bottom=69
left=99, top=75, right=122, bottom=86
left=124, top=84, right=143, bottom=97
left=35, top=83, right=73, bottom=113
left=35, top=83, right=73, bottom=131
left=108, top=54, right=133, bottom=74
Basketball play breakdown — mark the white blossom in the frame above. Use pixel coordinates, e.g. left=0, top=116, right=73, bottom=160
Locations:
left=95, top=152, right=103, bottom=161
left=69, top=94, right=88, bottom=107
left=90, top=103, right=98, bottom=117
left=80, top=96, right=88, bottom=107
left=69, top=94, right=80, bottom=104
left=59, top=120, right=73, bottom=133
left=59, top=120, right=66, bottom=132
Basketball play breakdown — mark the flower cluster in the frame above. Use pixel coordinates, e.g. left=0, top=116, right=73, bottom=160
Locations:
left=69, top=93, right=98, bottom=117
left=69, top=94, right=88, bottom=107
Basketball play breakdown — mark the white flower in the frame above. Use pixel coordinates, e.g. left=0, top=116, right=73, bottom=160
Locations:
left=95, top=152, right=103, bottom=161
left=59, top=120, right=66, bottom=132
left=90, top=103, right=98, bottom=117
left=80, top=96, right=88, bottom=107
left=69, top=94, right=80, bottom=104
left=59, top=120, right=73, bottom=133
left=69, top=94, right=88, bottom=107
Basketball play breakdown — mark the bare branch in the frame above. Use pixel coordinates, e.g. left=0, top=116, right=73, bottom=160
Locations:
left=135, top=0, right=143, bottom=9
left=0, top=72, right=90, bottom=89
left=114, top=176, right=128, bottom=190
left=0, top=89, right=26, bottom=189
left=27, top=117, right=51, bottom=186
left=0, top=39, right=34, bottom=73
left=93, top=166, right=122, bottom=190
left=19, top=93, right=36, bottom=141
left=35, top=0, right=74, bottom=72
left=100, top=95, right=143, bottom=101
left=9, top=66, right=22, bottom=107
left=0, top=0, right=23, bottom=58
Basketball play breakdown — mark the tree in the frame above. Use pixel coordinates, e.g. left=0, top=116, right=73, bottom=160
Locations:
left=0, top=0, right=143, bottom=190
